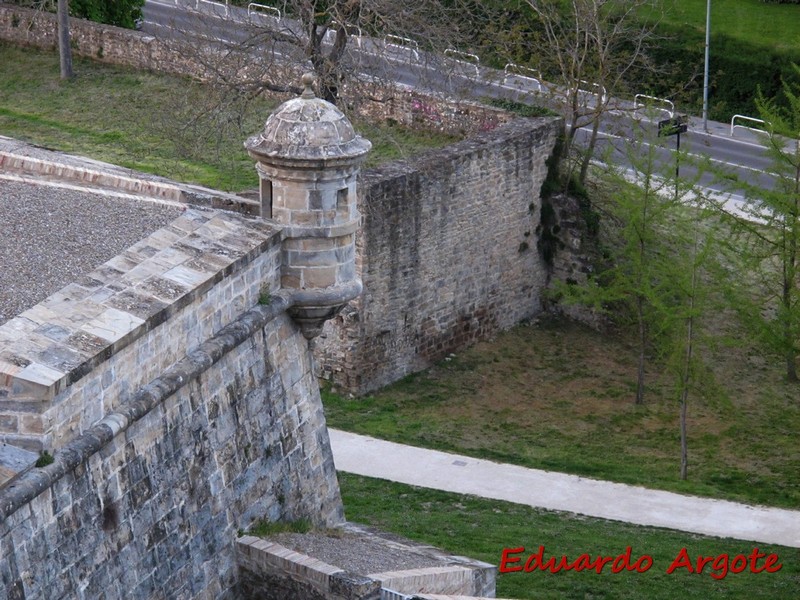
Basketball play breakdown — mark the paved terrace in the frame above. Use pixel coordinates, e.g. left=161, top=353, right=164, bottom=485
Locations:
left=0, top=139, right=215, bottom=481
left=0, top=179, right=184, bottom=325
left=0, top=135, right=267, bottom=325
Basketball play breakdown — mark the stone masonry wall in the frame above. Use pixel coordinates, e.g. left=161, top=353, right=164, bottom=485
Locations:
left=0, top=304, right=342, bottom=599
left=314, top=117, right=561, bottom=394
left=0, top=203, right=343, bottom=598
left=0, top=208, right=281, bottom=453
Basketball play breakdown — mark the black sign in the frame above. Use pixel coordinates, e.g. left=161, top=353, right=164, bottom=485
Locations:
left=658, top=115, right=688, bottom=137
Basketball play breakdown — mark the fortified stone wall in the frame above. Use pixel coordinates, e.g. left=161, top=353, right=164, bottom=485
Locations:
left=0, top=209, right=281, bottom=452
left=0, top=5, right=511, bottom=137
left=0, top=4, right=564, bottom=396
left=315, top=117, right=561, bottom=394
left=0, top=209, right=342, bottom=599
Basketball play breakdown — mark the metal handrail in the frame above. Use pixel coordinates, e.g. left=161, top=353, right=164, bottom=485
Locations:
left=576, top=80, right=607, bottom=105
left=326, top=20, right=363, bottom=48
left=730, top=115, right=768, bottom=136
left=247, top=3, right=281, bottom=20
left=634, top=94, right=674, bottom=118
left=197, top=0, right=229, bottom=17
left=445, top=49, right=480, bottom=77
left=384, top=35, right=420, bottom=61
left=502, top=63, right=542, bottom=92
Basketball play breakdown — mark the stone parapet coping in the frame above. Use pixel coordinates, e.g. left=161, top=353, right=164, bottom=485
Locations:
left=237, top=536, right=347, bottom=590
left=0, top=208, right=280, bottom=405
left=0, top=137, right=261, bottom=215
left=370, top=566, right=476, bottom=597
left=0, top=293, right=293, bottom=515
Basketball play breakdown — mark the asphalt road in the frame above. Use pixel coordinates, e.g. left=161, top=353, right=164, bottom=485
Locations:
left=141, top=0, right=776, bottom=201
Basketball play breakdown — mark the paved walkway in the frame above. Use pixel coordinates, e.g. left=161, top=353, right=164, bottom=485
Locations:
left=329, top=429, right=800, bottom=548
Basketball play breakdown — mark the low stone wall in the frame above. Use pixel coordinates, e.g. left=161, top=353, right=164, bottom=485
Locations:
left=0, top=302, right=342, bottom=599
left=0, top=4, right=511, bottom=137
left=238, top=537, right=381, bottom=600
left=236, top=522, right=496, bottom=600
left=315, top=117, right=560, bottom=394
left=0, top=144, right=261, bottom=214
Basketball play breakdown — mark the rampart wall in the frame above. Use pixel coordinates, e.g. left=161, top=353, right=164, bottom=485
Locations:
left=0, top=209, right=342, bottom=599
left=0, top=5, right=564, bottom=395
left=315, top=118, right=560, bottom=393
left=0, top=209, right=281, bottom=451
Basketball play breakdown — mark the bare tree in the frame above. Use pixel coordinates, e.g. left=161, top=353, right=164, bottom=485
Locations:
left=522, top=0, right=662, bottom=184
left=167, top=0, right=485, bottom=107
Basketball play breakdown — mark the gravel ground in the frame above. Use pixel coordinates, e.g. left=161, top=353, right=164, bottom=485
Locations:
left=270, top=530, right=444, bottom=575
left=0, top=180, right=183, bottom=326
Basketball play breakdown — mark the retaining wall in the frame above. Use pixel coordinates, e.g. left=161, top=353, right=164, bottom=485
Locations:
left=315, top=117, right=560, bottom=393
left=0, top=209, right=343, bottom=599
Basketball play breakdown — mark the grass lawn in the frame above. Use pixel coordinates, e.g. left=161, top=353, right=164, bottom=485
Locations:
left=323, top=313, right=800, bottom=510
left=661, top=1, right=800, bottom=53
left=0, top=43, right=458, bottom=191
left=340, top=474, right=800, bottom=600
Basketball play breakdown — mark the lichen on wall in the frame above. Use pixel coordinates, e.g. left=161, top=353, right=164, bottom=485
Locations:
left=314, top=117, right=561, bottom=394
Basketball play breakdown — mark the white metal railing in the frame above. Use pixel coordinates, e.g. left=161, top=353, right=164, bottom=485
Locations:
left=383, top=35, right=420, bottom=61
left=248, top=3, right=281, bottom=21
left=324, top=21, right=363, bottom=48
left=576, top=80, right=607, bottom=105
left=502, top=63, right=542, bottom=92
left=731, top=114, right=768, bottom=137
left=444, top=48, right=480, bottom=77
left=634, top=94, right=674, bottom=118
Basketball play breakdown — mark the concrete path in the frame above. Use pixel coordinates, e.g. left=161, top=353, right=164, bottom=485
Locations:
left=329, top=429, right=800, bottom=548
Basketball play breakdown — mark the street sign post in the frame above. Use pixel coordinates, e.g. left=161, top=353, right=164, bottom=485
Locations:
left=658, top=115, right=689, bottom=200
left=658, top=115, right=689, bottom=137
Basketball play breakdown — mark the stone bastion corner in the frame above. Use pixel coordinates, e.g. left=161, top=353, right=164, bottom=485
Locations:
left=0, top=76, right=371, bottom=599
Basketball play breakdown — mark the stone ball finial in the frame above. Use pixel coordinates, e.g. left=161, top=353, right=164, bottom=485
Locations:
left=301, top=73, right=316, bottom=99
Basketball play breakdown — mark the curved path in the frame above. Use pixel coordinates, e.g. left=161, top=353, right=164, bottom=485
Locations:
left=329, top=429, right=800, bottom=549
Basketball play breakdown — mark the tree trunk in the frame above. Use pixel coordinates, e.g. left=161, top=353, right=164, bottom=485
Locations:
left=560, top=92, right=581, bottom=190
left=635, top=175, right=651, bottom=405
left=58, top=0, right=73, bottom=79
left=636, top=297, right=646, bottom=405
left=680, top=390, right=688, bottom=479
left=787, top=154, right=800, bottom=382
left=579, top=112, right=601, bottom=183
left=784, top=276, right=798, bottom=382
left=680, top=232, right=698, bottom=480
